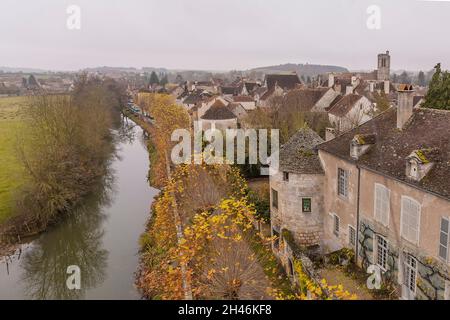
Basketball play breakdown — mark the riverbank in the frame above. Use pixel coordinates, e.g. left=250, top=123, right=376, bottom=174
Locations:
left=1, top=78, right=127, bottom=251
left=132, top=94, right=292, bottom=300
left=0, top=120, right=158, bottom=299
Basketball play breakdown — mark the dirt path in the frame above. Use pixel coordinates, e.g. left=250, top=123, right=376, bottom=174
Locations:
left=318, top=266, right=374, bottom=300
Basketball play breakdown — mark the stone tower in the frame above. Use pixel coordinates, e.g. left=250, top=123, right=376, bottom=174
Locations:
left=377, top=50, right=390, bottom=81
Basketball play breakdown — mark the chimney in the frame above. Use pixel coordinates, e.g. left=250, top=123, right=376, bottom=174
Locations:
left=369, top=82, right=375, bottom=93
left=328, top=73, right=335, bottom=88
left=397, top=84, right=414, bottom=130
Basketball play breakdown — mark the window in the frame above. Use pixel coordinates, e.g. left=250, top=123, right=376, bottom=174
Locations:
left=337, top=168, right=348, bottom=198
left=302, top=198, right=311, bottom=213
left=349, top=225, right=356, bottom=247
left=374, top=184, right=390, bottom=227
left=404, top=254, right=417, bottom=296
left=375, top=235, right=388, bottom=271
left=271, top=188, right=278, bottom=209
left=283, top=171, right=289, bottom=182
left=401, top=197, right=421, bottom=244
left=333, top=214, right=340, bottom=236
left=439, top=217, right=449, bottom=262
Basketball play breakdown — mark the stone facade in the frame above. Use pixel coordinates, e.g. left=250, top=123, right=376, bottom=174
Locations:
left=270, top=170, right=324, bottom=247
left=359, top=218, right=450, bottom=300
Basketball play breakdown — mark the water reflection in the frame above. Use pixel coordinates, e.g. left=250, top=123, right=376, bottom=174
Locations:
left=0, top=120, right=156, bottom=299
left=20, top=183, right=112, bottom=299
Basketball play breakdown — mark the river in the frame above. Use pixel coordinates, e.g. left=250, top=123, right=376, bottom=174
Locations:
left=0, top=119, right=158, bottom=299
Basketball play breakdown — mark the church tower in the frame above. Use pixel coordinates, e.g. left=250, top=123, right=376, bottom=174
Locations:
left=377, top=50, right=390, bottom=81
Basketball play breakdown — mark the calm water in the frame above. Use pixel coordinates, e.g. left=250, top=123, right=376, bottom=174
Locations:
left=0, top=119, right=158, bottom=299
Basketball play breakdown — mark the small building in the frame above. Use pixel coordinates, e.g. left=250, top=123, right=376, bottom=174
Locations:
left=270, top=127, right=325, bottom=263
left=199, top=100, right=238, bottom=131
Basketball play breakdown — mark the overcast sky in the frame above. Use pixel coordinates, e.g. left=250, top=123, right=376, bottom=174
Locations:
left=1, top=0, right=450, bottom=72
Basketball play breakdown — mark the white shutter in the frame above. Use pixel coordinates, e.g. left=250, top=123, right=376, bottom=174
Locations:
left=401, top=197, right=421, bottom=244
left=374, top=184, right=390, bottom=226
left=439, top=217, right=449, bottom=261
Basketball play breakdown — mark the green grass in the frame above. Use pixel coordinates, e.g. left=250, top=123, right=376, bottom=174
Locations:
left=0, top=96, right=29, bottom=223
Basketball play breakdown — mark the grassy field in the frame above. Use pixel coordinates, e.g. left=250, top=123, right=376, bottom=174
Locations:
left=0, top=96, right=29, bottom=224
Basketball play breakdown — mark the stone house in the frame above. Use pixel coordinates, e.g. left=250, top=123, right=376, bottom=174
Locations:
left=317, top=85, right=450, bottom=300
left=271, top=85, right=450, bottom=299
left=270, top=128, right=325, bottom=272
left=326, top=93, right=375, bottom=133
left=227, top=95, right=257, bottom=111
left=199, top=100, right=238, bottom=131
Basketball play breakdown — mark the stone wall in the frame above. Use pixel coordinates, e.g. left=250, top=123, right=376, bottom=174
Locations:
left=359, top=218, right=450, bottom=300
left=270, top=171, right=324, bottom=247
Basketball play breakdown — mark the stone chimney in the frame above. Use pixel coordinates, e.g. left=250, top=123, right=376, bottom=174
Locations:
left=397, top=84, right=414, bottom=130
left=328, top=73, right=335, bottom=88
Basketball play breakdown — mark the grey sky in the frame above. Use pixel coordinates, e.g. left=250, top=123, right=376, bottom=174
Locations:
left=1, top=0, right=450, bottom=71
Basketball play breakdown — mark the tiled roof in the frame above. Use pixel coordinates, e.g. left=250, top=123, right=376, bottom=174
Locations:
left=283, top=88, right=330, bottom=112
left=232, top=95, right=255, bottom=102
left=220, top=86, right=239, bottom=95
left=326, top=94, right=363, bottom=117
left=265, top=73, right=301, bottom=91
left=279, top=127, right=325, bottom=174
left=318, top=108, right=450, bottom=199
left=201, top=101, right=237, bottom=120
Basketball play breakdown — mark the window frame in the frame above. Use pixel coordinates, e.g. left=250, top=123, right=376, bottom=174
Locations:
left=271, top=188, right=278, bottom=209
left=283, top=171, right=289, bottom=182
left=400, top=196, right=421, bottom=245
left=302, top=197, right=312, bottom=213
left=333, top=213, right=340, bottom=237
left=439, top=216, right=450, bottom=262
left=348, top=225, right=356, bottom=247
left=375, top=234, right=388, bottom=272
left=337, top=167, right=348, bottom=198
left=374, top=183, right=390, bottom=227
left=404, top=254, right=418, bottom=296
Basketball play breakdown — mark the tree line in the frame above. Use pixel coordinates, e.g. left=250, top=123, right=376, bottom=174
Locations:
left=2, top=74, right=127, bottom=239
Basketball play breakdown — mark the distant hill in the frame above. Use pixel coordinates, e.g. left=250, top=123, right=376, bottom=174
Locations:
left=247, top=63, right=349, bottom=78
left=0, top=66, right=50, bottom=73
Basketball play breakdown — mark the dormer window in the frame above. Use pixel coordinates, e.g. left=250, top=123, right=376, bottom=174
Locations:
left=350, top=134, right=376, bottom=160
left=405, top=148, right=439, bottom=182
